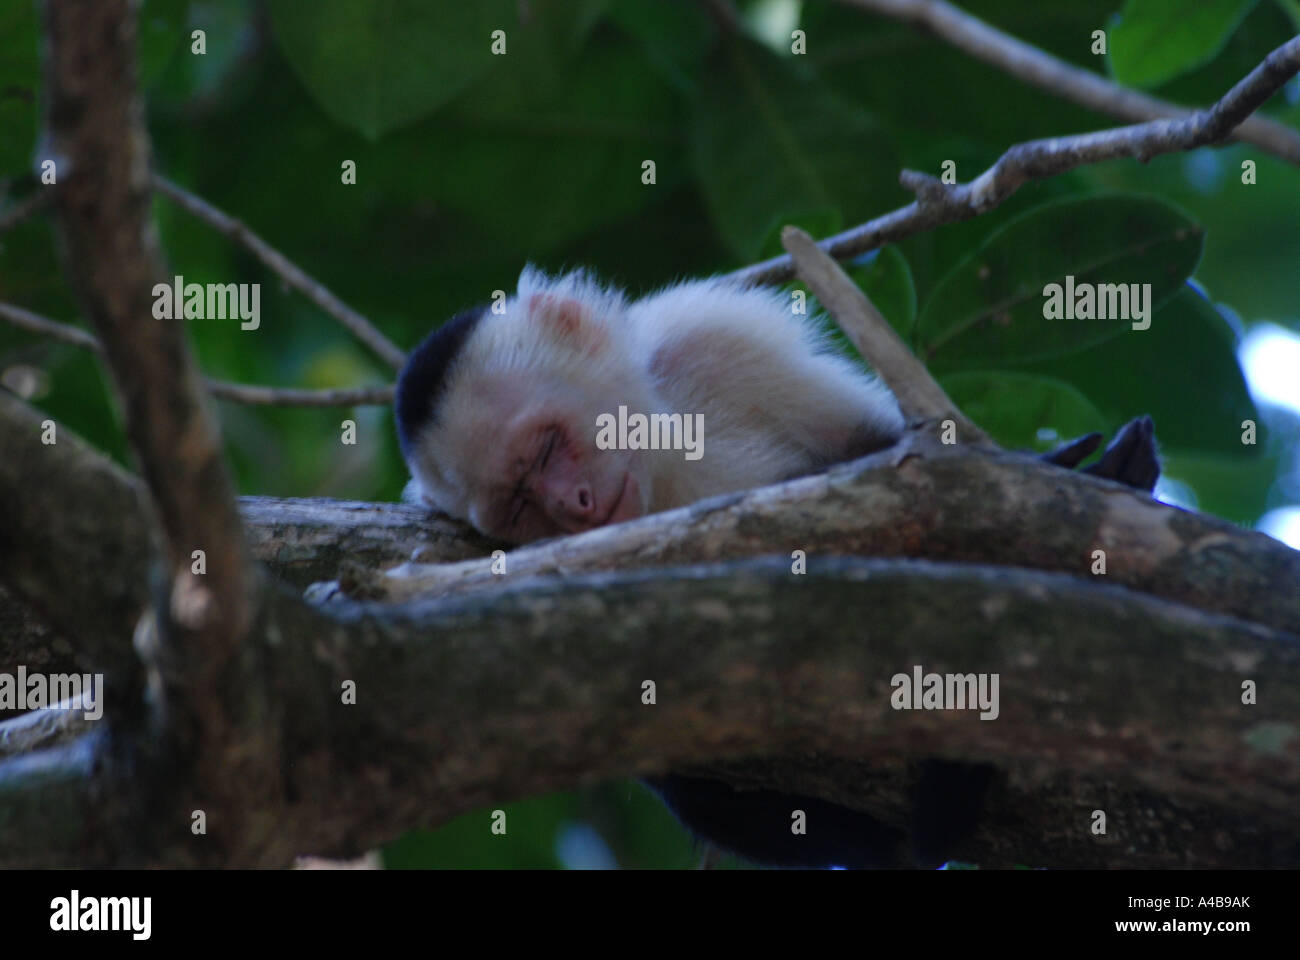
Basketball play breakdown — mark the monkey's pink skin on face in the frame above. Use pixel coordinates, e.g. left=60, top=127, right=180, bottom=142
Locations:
left=597, top=470, right=642, bottom=528
left=527, top=428, right=642, bottom=534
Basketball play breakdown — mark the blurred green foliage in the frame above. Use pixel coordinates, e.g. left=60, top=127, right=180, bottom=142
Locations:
left=1, top=0, right=1296, bottom=867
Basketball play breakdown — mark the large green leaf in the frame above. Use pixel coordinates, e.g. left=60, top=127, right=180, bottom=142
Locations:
left=608, top=0, right=715, bottom=93
left=1075, top=145, right=1300, bottom=327
left=691, top=40, right=901, bottom=261
left=1108, top=0, right=1259, bottom=89
left=268, top=0, right=514, bottom=138
left=938, top=370, right=1109, bottom=453
left=917, top=195, right=1203, bottom=369
left=1007, top=286, right=1258, bottom=458
left=1160, top=447, right=1282, bottom=525
left=1132, top=0, right=1296, bottom=107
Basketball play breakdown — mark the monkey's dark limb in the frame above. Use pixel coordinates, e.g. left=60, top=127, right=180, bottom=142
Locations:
left=648, top=762, right=996, bottom=869
left=1038, top=432, right=1102, bottom=470
left=1083, top=416, right=1161, bottom=491
left=910, top=760, right=997, bottom=868
left=1040, top=417, right=1160, bottom=492
left=645, top=774, right=909, bottom=868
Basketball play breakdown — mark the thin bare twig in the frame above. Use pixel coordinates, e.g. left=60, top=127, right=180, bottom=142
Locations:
left=780, top=226, right=986, bottom=437
left=0, top=301, right=98, bottom=350
left=205, top=381, right=394, bottom=406
left=732, top=34, right=1300, bottom=286
left=835, top=0, right=1300, bottom=164
left=0, top=191, right=54, bottom=235
left=152, top=175, right=408, bottom=370
left=1, top=177, right=407, bottom=372
left=0, top=301, right=394, bottom=406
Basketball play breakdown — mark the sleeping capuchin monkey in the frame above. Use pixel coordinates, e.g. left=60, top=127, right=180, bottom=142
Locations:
left=394, top=265, right=1160, bottom=868
left=395, top=266, right=904, bottom=543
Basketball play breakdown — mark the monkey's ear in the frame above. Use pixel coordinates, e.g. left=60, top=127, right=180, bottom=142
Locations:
left=527, top=292, right=586, bottom=334
left=527, top=292, right=606, bottom=352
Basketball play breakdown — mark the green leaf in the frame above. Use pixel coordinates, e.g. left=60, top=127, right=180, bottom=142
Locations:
left=148, top=0, right=255, bottom=106
left=139, top=0, right=189, bottom=86
left=543, top=0, right=612, bottom=54
left=383, top=793, right=576, bottom=869
left=917, top=195, right=1203, bottom=370
left=851, top=245, right=916, bottom=343
left=608, top=0, right=715, bottom=93
left=1131, top=0, right=1295, bottom=106
left=757, top=208, right=843, bottom=261
left=805, top=1, right=1122, bottom=155
left=1109, top=0, right=1259, bottom=89
left=268, top=0, right=515, bottom=138
left=1007, top=286, right=1258, bottom=458
left=691, top=39, right=901, bottom=261
left=938, top=371, right=1109, bottom=452
left=1160, top=447, right=1280, bottom=525
left=0, top=1, right=38, bottom=175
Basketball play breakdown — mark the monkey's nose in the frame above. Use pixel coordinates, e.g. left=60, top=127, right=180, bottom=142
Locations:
left=568, top=482, right=594, bottom=517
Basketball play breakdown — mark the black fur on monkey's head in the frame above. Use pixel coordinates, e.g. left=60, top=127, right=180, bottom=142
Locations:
left=394, top=304, right=487, bottom=459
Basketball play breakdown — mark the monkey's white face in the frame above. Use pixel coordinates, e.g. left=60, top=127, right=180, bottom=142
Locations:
left=476, top=381, right=648, bottom=542
left=410, top=345, right=658, bottom=545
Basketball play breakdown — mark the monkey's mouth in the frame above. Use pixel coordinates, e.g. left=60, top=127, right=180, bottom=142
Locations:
left=599, top=472, right=640, bottom=527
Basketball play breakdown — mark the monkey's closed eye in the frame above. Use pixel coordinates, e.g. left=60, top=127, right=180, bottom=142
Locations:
left=510, top=498, right=527, bottom=529
left=538, top=429, right=558, bottom=470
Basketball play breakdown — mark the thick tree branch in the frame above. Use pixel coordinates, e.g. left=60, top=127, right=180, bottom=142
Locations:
left=240, top=496, right=502, bottom=588
left=3, top=558, right=1297, bottom=867
left=0, top=392, right=150, bottom=667
left=834, top=0, right=1300, bottom=164
left=732, top=34, right=1300, bottom=286
left=0, top=389, right=491, bottom=664
left=365, top=433, right=1300, bottom=637
left=0, top=697, right=93, bottom=758
left=153, top=175, right=407, bottom=371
